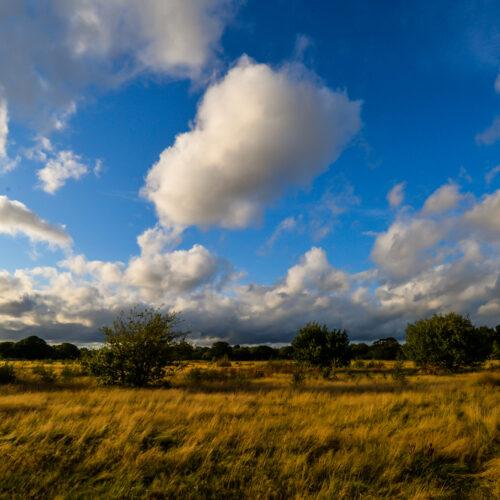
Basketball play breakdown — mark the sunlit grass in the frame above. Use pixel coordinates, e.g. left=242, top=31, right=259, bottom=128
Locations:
left=0, top=361, right=499, bottom=499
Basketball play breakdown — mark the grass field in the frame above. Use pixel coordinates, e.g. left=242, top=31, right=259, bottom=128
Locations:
left=0, top=361, right=499, bottom=499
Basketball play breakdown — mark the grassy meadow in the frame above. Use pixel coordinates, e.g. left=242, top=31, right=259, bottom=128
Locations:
left=0, top=360, right=499, bottom=499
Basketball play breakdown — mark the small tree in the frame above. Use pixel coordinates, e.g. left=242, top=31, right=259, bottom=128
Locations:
left=84, top=308, right=181, bottom=387
left=292, top=322, right=352, bottom=367
left=404, top=312, right=487, bottom=371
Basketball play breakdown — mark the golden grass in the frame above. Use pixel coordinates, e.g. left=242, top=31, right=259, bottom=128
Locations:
left=0, top=361, right=499, bottom=499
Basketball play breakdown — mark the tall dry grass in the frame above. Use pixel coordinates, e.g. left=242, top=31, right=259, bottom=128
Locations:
left=0, top=361, right=499, bottom=499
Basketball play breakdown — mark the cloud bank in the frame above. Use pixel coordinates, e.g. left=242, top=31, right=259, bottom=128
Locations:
left=3, top=182, right=500, bottom=344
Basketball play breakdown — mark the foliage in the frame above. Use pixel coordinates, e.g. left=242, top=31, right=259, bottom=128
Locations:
left=391, top=360, right=408, bottom=387
left=216, top=355, right=232, bottom=367
left=291, top=368, right=306, bottom=387
left=52, top=343, right=80, bottom=360
left=404, top=313, right=488, bottom=371
left=0, top=363, right=15, bottom=384
left=32, top=364, right=56, bottom=383
left=292, top=322, right=352, bottom=367
left=83, top=308, right=181, bottom=387
left=1, top=360, right=499, bottom=499
left=370, top=338, right=402, bottom=360
left=0, top=337, right=80, bottom=360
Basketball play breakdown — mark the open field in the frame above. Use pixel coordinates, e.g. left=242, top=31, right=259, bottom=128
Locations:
left=0, top=361, right=499, bottom=499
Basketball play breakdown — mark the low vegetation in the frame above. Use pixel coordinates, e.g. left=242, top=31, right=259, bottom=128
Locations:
left=0, top=360, right=499, bottom=499
left=1, top=310, right=499, bottom=497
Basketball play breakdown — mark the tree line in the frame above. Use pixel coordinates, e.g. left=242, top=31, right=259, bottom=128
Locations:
left=2, top=310, right=500, bottom=387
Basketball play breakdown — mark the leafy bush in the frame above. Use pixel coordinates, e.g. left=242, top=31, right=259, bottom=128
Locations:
left=0, top=363, right=15, bottom=384
left=354, top=359, right=365, bottom=369
left=216, top=355, right=231, bottom=367
left=83, top=308, right=182, bottom=387
left=292, top=322, right=352, bottom=367
left=391, top=360, right=408, bottom=387
left=32, top=365, right=56, bottom=383
left=61, top=365, right=85, bottom=380
left=291, top=368, right=306, bottom=387
left=404, top=313, right=488, bottom=371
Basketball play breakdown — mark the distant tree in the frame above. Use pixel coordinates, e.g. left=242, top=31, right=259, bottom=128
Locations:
left=0, top=342, right=14, bottom=359
left=351, top=342, right=370, bottom=359
left=12, top=336, right=54, bottom=360
left=210, top=341, right=232, bottom=360
left=232, top=346, right=252, bottom=361
left=52, top=343, right=80, bottom=360
left=474, top=325, right=500, bottom=360
left=83, top=308, right=182, bottom=387
left=370, top=338, right=402, bottom=360
left=250, top=345, right=277, bottom=361
left=278, top=345, right=294, bottom=360
left=404, top=313, right=488, bottom=371
left=292, top=322, right=352, bottom=367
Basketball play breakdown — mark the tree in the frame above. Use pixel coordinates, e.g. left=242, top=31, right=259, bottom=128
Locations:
left=292, top=322, right=352, bottom=367
left=404, top=312, right=488, bottom=371
left=52, top=343, right=80, bottom=360
left=83, top=308, right=182, bottom=387
left=12, top=336, right=54, bottom=360
left=210, top=341, right=232, bottom=360
left=370, top=338, right=402, bottom=360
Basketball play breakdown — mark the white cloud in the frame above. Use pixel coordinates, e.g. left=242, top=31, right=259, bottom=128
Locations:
left=0, top=195, right=71, bottom=247
left=495, top=73, right=500, bottom=93
left=387, top=182, right=405, bottom=208
left=0, top=0, right=233, bottom=130
left=463, top=189, right=500, bottom=236
left=37, top=149, right=94, bottom=194
left=476, top=117, right=500, bottom=146
left=143, top=56, right=362, bottom=229
left=0, top=97, right=20, bottom=173
left=262, top=216, right=299, bottom=250
left=126, top=244, right=227, bottom=298
left=0, top=98, right=7, bottom=158
left=422, top=183, right=463, bottom=214
left=485, top=165, right=500, bottom=184
left=370, top=218, right=447, bottom=280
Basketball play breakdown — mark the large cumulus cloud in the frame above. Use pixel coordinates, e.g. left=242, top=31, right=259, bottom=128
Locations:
left=142, top=56, right=362, bottom=229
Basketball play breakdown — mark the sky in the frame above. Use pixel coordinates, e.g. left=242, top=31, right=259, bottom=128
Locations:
left=2, top=0, right=500, bottom=345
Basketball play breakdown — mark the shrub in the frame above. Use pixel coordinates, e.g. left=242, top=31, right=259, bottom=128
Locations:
left=391, top=360, right=408, bottom=387
left=354, top=359, right=365, bottom=369
left=0, top=363, right=15, bottom=384
left=216, top=355, right=231, bottom=367
left=33, top=365, right=56, bottom=383
left=404, top=313, right=488, bottom=371
left=292, top=322, right=352, bottom=367
left=61, top=365, right=85, bottom=380
left=291, top=368, right=306, bottom=387
left=83, top=308, right=182, bottom=387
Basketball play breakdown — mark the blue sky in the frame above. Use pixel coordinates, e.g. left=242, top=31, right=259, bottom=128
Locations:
left=1, top=0, right=500, bottom=345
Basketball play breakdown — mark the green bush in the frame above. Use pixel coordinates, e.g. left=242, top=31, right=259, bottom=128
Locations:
left=292, top=322, right=352, bottom=367
left=391, top=360, right=408, bottom=387
left=291, top=368, right=306, bottom=387
left=61, top=365, right=85, bottom=380
left=404, top=313, right=488, bottom=371
left=0, top=363, right=16, bottom=384
left=33, top=365, right=56, bottom=383
left=216, top=355, right=231, bottom=367
left=83, top=308, right=182, bottom=387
